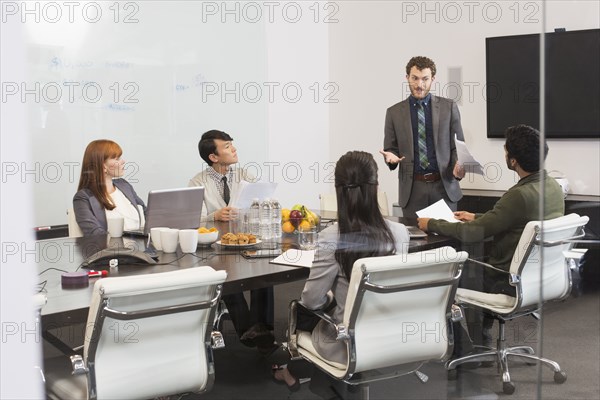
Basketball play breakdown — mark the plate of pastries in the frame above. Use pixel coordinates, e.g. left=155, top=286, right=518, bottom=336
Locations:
left=216, top=232, right=261, bottom=248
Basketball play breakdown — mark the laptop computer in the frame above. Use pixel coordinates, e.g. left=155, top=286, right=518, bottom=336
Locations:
left=124, top=186, right=205, bottom=236
left=407, top=226, right=427, bottom=239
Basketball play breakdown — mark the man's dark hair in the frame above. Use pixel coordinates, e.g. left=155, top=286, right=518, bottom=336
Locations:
left=505, top=124, right=548, bottom=173
left=198, top=130, right=233, bottom=165
left=406, top=56, right=437, bottom=77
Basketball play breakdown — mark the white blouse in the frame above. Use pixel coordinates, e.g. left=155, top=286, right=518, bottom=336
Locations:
left=105, top=187, right=145, bottom=230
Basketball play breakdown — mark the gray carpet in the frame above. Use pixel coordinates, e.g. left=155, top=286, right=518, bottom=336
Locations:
left=187, top=271, right=599, bottom=400
left=42, top=271, right=599, bottom=399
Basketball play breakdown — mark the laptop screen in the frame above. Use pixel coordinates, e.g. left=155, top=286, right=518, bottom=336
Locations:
left=142, top=186, right=204, bottom=235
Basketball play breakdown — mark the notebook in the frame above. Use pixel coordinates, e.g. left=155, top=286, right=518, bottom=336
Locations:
left=124, top=186, right=204, bottom=236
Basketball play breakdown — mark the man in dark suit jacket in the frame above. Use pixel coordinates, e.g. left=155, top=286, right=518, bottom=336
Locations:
left=381, top=56, right=465, bottom=218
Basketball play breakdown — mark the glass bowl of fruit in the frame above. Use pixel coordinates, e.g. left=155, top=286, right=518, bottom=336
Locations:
left=282, top=205, right=320, bottom=235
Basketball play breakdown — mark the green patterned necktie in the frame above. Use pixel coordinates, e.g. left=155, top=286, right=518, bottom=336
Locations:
left=417, top=101, right=429, bottom=169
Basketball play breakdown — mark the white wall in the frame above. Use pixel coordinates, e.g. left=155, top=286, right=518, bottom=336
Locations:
left=1, top=16, right=45, bottom=400
left=9, top=1, right=599, bottom=227
left=328, top=0, right=600, bottom=208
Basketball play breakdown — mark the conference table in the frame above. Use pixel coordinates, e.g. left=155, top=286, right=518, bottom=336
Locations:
left=38, top=215, right=456, bottom=329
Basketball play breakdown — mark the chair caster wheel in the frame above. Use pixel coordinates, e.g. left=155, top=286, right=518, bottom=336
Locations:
left=503, top=382, right=515, bottom=395
left=554, top=371, right=567, bottom=384
left=447, top=369, right=458, bottom=381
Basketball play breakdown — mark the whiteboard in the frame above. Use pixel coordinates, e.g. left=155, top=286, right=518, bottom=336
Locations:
left=21, top=1, right=270, bottom=226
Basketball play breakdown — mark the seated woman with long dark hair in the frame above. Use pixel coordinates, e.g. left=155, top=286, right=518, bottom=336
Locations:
left=73, top=139, right=146, bottom=236
left=272, top=151, right=410, bottom=391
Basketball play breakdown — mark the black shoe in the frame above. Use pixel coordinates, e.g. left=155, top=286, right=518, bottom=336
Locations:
left=241, top=323, right=272, bottom=341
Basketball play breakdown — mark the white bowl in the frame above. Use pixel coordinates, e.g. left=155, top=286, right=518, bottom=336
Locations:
left=197, top=230, right=219, bottom=245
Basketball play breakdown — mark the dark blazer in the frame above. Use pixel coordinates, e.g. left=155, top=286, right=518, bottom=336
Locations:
left=73, top=178, right=146, bottom=236
left=383, top=95, right=464, bottom=208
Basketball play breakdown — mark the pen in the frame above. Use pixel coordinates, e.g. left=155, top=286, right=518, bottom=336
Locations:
left=88, top=270, right=108, bottom=278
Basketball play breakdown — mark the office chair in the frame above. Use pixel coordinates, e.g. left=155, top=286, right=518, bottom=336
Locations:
left=44, top=267, right=227, bottom=400
left=319, top=191, right=390, bottom=216
left=67, top=207, right=83, bottom=238
left=447, top=213, right=589, bottom=394
left=287, top=246, right=467, bottom=400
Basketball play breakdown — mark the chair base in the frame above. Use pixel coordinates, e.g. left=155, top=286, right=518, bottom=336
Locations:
left=447, top=343, right=567, bottom=394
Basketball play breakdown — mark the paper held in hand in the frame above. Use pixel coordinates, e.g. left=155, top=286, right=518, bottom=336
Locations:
left=230, top=181, right=278, bottom=209
left=455, top=134, right=484, bottom=175
left=416, top=199, right=460, bottom=223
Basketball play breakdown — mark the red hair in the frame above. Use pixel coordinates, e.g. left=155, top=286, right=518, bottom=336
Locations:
left=77, top=140, right=123, bottom=210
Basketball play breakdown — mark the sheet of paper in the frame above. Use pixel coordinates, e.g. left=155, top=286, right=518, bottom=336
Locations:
left=270, top=249, right=315, bottom=268
left=455, top=134, right=484, bottom=175
left=230, top=181, right=278, bottom=209
left=416, top=199, right=460, bottom=223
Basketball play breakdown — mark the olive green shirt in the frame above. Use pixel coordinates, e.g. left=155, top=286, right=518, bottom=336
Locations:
left=428, top=171, right=565, bottom=272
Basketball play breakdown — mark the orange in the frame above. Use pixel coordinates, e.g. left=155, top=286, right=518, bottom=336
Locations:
left=282, top=221, right=295, bottom=234
left=298, top=220, right=311, bottom=231
left=281, top=208, right=291, bottom=222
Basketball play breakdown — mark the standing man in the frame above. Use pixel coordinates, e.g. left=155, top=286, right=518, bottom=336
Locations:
left=380, top=56, right=465, bottom=218
left=189, top=130, right=277, bottom=355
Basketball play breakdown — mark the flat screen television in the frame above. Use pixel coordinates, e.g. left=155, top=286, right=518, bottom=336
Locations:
left=486, top=29, right=600, bottom=139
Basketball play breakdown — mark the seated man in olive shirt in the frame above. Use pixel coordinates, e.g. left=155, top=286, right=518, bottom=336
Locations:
left=418, top=124, right=565, bottom=352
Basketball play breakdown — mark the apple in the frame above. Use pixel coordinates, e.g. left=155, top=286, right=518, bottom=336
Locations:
left=289, top=209, right=303, bottom=228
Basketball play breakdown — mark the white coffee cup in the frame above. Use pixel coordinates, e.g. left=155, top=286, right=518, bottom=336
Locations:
left=160, top=228, right=180, bottom=253
left=179, top=229, right=199, bottom=253
left=107, top=217, right=124, bottom=238
left=150, top=227, right=169, bottom=251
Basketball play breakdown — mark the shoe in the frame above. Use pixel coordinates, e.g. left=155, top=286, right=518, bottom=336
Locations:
left=272, top=364, right=301, bottom=392
left=241, top=323, right=272, bottom=342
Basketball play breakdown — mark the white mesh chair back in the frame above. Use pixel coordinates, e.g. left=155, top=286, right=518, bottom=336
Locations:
left=84, top=267, right=226, bottom=399
left=343, top=247, right=467, bottom=374
left=509, top=214, right=588, bottom=309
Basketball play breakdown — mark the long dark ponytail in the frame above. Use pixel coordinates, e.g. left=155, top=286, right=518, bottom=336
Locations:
left=334, top=151, right=396, bottom=280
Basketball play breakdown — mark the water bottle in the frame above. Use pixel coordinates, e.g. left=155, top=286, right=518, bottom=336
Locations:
left=271, top=199, right=282, bottom=239
left=249, top=198, right=260, bottom=236
left=259, top=198, right=272, bottom=240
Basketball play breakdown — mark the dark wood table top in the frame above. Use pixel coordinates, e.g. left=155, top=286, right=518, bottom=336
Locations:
left=38, top=217, right=455, bottom=326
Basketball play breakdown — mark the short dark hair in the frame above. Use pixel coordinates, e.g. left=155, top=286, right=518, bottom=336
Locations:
left=406, top=56, right=437, bottom=77
left=504, top=125, right=548, bottom=173
left=198, top=130, right=233, bottom=165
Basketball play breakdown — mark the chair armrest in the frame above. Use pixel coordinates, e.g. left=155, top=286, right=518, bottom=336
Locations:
left=288, top=293, right=339, bottom=348
left=466, top=258, right=521, bottom=285
left=466, top=258, right=509, bottom=274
